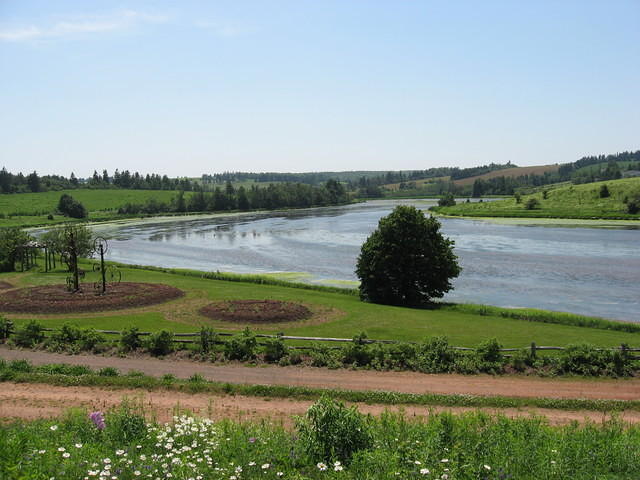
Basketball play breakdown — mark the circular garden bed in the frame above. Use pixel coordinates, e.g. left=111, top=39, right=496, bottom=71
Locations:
left=199, top=299, right=312, bottom=324
left=0, top=282, right=184, bottom=314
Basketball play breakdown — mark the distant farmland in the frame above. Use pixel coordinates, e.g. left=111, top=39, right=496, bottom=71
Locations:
left=453, top=164, right=560, bottom=186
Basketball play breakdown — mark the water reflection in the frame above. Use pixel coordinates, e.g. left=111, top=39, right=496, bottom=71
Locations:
left=88, top=200, right=640, bottom=322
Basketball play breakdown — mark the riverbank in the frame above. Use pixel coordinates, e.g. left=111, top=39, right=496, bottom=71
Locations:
left=431, top=177, right=640, bottom=221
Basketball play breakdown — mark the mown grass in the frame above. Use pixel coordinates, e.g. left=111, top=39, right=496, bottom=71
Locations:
left=3, top=263, right=640, bottom=349
left=2, top=396, right=639, bottom=480
left=433, top=177, right=640, bottom=219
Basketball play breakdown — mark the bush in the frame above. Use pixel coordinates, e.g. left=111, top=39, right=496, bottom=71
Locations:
left=0, top=316, right=14, bottom=342
left=199, top=326, right=217, bottom=354
left=415, top=336, right=457, bottom=373
left=626, top=194, right=640, bottom=214
left=310, top=343, right=341, bottom=369
left=341, top=332, right=373, bottom=367
left=57, top=193, right=87, bottom=219
left=474, top=338, right=505, bottom=374
left=263, top=336, right=288, bottom=363
left=599, top=184, right=610, bottom=198
left=558, top=343, right=632, bottom=377
left=370, top=342, right=417, bottom=371
left=13, top=320, right=45, bottom=347
left=524, top=198, right=540, bottom=210
left=120, top=327, right=142, bottom=352
left=224, top=328, right=257, bottom=361
left=145, top=330, right=174, bottom=356
left=296, top=396, right=373, bottom=465
left=47, top=324, right=105, bottom=352
left=105, top=402, right=147, bottom=444
left=98, top=367, right=119, bottom=377
left=356, top=205, right=460, bottom=306
left=438, top=192, right=456, bottom=207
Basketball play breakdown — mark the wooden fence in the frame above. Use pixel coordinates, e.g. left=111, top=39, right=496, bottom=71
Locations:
left=38, top=327, right=640, bottom=357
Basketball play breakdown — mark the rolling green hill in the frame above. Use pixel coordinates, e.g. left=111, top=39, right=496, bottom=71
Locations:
left=432, top=177, right=640, bottom=219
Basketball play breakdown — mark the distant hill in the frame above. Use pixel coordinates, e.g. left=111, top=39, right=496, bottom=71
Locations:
left=453, top=164, right=560, bottom=186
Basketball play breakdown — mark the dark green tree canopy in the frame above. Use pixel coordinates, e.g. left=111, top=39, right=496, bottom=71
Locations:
left=356, top=205, right=460, bottom=306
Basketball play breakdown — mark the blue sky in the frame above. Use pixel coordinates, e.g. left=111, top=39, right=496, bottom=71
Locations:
left=1, top=1, right=638, bottom=178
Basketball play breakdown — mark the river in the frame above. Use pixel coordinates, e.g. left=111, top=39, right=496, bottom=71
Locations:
left=88, top=199, right=640, bottom=322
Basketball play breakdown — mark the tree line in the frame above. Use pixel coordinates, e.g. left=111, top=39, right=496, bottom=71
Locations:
left=116, top=180, right=348, bottom=215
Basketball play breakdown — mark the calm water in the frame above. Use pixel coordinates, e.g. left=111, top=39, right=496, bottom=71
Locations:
left=89, top=200, right=640, bottom=322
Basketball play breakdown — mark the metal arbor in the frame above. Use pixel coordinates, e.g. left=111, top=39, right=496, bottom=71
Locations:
left=91, top=237, right=121, bottom=294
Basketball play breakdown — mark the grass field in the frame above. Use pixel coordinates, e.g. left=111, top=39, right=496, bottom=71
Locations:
left=433, top=177, right=640, bottom=219
left=452, top=164, right=560, bottom=186
left=3, top=262, right=639, bottom=349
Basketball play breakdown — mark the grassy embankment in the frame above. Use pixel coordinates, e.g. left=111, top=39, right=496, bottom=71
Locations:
left=2, top=262, right=639, bottom=349
left=432, top=177, right=640, bottom=220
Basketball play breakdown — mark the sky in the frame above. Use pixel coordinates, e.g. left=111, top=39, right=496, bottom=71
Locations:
left=1, top=1, right=639, bottom=178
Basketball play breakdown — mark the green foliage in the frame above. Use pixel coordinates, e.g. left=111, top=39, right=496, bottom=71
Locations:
left=0, top=316, right=14, bottom=341
left=57, top=193, right=87, bottom=218
left=437, top=192, right=456, bottom=207
left=199, top=326, right=217, bottom=353
left=525, top=197, right=540, bottom=210
left=415, top=336, right=457, bottom=373
left=356, top=205, right=461, bottom=306
left=341, top=332, right=373, bottom=366
left=0, top=227, right=33, bottom=272
left=263, top=335, right=288, bottom=363
left=119, top=327, right=142, bottom=352
left=474, top=337, right=505, bottom=374
left=224, top=328, right=258, bottom=360
left=13, top=320, right=45, bottom=347
left=558, top=343, right=633, bottom=377
left=47, top=324, right=104, bottom=352
left=104, top=401, right=147, bottom=444
left=599, top=184, right=610, bottom=198
left=145, top=330, right=174, bottom=356
left=296, top=396, right=373, bottom=464
left=98, top=367, right=120, bottom=377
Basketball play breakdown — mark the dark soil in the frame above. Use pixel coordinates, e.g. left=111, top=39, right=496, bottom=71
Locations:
left=0, top=282, right=184, bottom=314
left=0, top=282, right=13, bottom=290
left=200, top=299, right=312, bottom=323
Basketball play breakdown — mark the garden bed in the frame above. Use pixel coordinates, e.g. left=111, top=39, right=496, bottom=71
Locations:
left=0, top=282, right=184, bottom=314
left=199, top=299, right=312, bottom=323
left=0, top=281, right=13, bottom=290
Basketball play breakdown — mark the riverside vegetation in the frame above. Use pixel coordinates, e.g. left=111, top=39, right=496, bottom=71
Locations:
left=431, top=177, right=640, bottom=219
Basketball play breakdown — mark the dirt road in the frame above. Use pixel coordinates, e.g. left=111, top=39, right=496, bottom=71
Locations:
left=2, top=382, right=637, bottom=426
left=2, top=346, right=639, bottom=401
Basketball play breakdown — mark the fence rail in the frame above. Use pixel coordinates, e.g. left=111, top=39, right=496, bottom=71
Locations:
left=36, top=327, right=640, bottom=355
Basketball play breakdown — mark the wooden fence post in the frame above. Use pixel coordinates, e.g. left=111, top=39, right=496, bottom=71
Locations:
left=530, top=341, right=537, bottom=359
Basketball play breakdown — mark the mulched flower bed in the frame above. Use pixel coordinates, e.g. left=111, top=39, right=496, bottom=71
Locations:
left=0, top=282, right=184, bottom=314
left=0, top=281, right=13, bottom=290
left=199, top=299, right=312, bottom=323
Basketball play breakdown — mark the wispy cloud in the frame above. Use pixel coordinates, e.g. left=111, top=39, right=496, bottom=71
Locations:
left=0, top=10, right=168, bottom=42
left=194, top=20, right=256, bottom=38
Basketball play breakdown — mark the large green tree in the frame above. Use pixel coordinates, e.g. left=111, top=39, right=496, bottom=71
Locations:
left=356, top=205, right=460, bottom=306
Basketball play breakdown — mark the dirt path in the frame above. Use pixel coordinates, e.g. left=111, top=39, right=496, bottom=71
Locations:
left=2, top=382, right=637, bottom=426
left=2, top=346, right=639, bottom=401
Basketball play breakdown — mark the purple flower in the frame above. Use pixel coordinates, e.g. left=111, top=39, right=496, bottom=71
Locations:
left=248, top=437, right=256, bottom=443
left=89, top=411, right=106, bottom=430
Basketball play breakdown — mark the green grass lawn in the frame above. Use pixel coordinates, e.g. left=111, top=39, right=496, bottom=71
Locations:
left=3, top=263, right=640, bottom=349
left=433, top=177, right=640, bottom=219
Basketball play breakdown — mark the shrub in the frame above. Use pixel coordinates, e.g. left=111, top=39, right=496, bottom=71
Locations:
left=36, top=363, right=92, bottom=375
left=309, top=344, right=341, bottom=369
left=120, top=327, right=142, bottom=352
left=9, top=359, right=33, bottom=372
left=105, top=402, right=147, bottom=444
left=263, top=336, right=288, bottom=363
left=296, top=396, right=373, bottom=465
left=57, top=193, right=87, bottom=219
left=0, top=316, right=13, bottom=342
left=626, top=194, right=640, bottom=214
left=524, top=198, right=540, bottom=210
left=13, top=320, right=45, bottom=347
left=145, top=330, right=174, bottom=356
left=199, top=326, right=217, bottom=354
left=98, top=367, right=120, bottom=377
left=370, top=342, right=417, bottom=371
left=438, top=192, right=456, bottom=207
left=341, top=332, right=373, bottom=367
left=415, top=336, right=457, bottom=373
left=474, top=337, right=505, bottom=374
left=224, top=328, right=257, bottom=361
left=558, top=343, right=632, bottom=377
left=599, top=184, right=610, bottom=198
left=47, top=324, right=103, bottom=352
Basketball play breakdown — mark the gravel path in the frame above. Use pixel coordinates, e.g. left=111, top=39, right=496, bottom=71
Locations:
left=2, top=346, right=639, bottom=401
